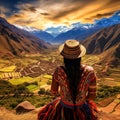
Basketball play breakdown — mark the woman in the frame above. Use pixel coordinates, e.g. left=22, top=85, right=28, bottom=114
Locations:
left=38, top=39, right=98, bottom=120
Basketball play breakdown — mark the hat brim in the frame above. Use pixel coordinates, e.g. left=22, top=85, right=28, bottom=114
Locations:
left=59, top=43, right=86, bottom=59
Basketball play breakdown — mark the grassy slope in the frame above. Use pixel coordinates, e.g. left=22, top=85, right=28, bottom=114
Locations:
left=0, top=65, right=16, bottom=72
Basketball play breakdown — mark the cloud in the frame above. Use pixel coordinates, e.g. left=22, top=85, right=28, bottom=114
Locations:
left=3, top=0, right=120, bottom=29
left=0, top=6, right=9, bottom=13
left=37, top=0, right=92, bottom=20
left=15, top=3, right=36, bottom=12
left=40, top=13, right=50, bottom=16
left=93, top=12, right=115, bottom=19
left=95, top=12, right=115, bottom=18
left=0, top=6, right=9, bottom=17
left=12, top=14, right=22, bottom=18
left=28, top=7, right=36, bottom=12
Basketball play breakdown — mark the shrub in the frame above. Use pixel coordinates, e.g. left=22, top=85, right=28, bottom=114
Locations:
left=32, top=81, right=38, bottom=85
left=38, top=88, right=46, bottom=94
left=96, top=85, right=120, bottom=101
left=47, top=80, right=52, bottom=85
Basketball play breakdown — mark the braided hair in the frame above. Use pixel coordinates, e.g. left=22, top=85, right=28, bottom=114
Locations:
left=64, top=57, right=83, bottom=104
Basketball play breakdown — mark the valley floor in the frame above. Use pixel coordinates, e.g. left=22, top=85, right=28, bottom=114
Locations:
left=0, top=52, right=120, bottom=120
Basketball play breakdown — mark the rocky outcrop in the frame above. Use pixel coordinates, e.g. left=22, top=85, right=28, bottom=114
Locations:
left=15, top=101, right=35, bottom=114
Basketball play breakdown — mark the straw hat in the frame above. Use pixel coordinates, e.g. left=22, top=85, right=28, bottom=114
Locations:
left=59, top=39, right=86, bottom=59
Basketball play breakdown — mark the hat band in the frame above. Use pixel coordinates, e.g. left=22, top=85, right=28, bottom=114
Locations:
left=61, top=44, right=81, bottom=59
left=61, top=51, right=81, bottom=59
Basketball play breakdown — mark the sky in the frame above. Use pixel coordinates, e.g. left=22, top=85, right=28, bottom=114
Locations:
left=0, top=0, right=120, bottom=30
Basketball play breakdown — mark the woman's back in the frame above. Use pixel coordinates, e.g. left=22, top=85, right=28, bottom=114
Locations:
left=51, top=65, right=96, bottom=105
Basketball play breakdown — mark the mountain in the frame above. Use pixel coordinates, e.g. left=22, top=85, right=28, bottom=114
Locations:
left=30, top=30, right=54, bottom=43
left=94, top=11, right=120, bottom=28
left=82, top=24, right=120, bottom=54
left=99, top=43, right=120, bottom=67
left=81, top=24, right=120, bottom=66
left=15, top=25, right=54, bottom=43
left=50, top=11, right=120, bottom=43
left=53, top=26, right=101, bottom=43
left=53, top=16, right=120, bottom=43
left=0, top=17, right=50, bottom=58
left=45, top=25, right=70, bottom=37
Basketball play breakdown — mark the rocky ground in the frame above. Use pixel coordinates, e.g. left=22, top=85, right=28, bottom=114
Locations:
left=0, top=94, right=120, bottom=120
left=97, top=94, right=120, bottom=120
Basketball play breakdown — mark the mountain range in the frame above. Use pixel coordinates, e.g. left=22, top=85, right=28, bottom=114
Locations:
left=15, top=25, right=54, bottom=43
left=0, top=17, right=50, bottom=58
left=16, top=11, right=120, bottom=43
left=0, top=16, right=120, bottom=67
left=52, top=11, right=120, bottom=43
left=45, top=11, right=120, bottom=38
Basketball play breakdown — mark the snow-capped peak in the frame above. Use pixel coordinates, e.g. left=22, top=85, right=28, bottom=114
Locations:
left=14, top=24, right=39, bottom=32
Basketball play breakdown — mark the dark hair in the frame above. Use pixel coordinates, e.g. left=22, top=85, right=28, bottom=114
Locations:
left=64, top=57, right=83, bottom=104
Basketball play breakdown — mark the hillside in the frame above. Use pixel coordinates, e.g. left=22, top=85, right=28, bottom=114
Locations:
left=30, top=30, right=54, bottom=43
left=99, top=43, right=120, bottom=67
left=0, top=17, right=50, bottom=58
left=82, top=24, right=120, bottom=66
left=15, top=25, right=54, bottom=43
left=82, top=24, right=120, bottom=54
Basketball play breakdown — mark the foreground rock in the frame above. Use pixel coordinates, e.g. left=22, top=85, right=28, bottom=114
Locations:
left=15, top=101, right=35, bottom=114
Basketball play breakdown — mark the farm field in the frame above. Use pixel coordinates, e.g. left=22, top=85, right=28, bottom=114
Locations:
left=0, top=51, right=120, bottom=90
left=0, top=51, right=120, bottom=120
left=0, top=51, right=120, bottom=112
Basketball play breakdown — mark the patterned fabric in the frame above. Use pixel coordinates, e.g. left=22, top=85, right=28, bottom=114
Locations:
left=38, top=65, right=98, bottom=120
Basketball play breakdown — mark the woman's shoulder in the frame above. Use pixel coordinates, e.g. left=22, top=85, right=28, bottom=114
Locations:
left=82, top=65, right=96, bottom=81
left=55, top=66, right=64, bottom=71
left=82, top=64, right=94, bottom=73
left=53, top=66, right=65, bottom=74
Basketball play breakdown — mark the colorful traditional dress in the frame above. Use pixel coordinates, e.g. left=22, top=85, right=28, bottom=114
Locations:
left=38, top=65, right=98, bottom=120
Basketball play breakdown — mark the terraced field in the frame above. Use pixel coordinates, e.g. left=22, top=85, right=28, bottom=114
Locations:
left=0, top=51, right=120, bottom=120
left=0, top=51, right=120, bottom=90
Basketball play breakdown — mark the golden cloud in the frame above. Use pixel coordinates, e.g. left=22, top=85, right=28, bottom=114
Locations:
left=5, top=0, right=120, bottom=29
